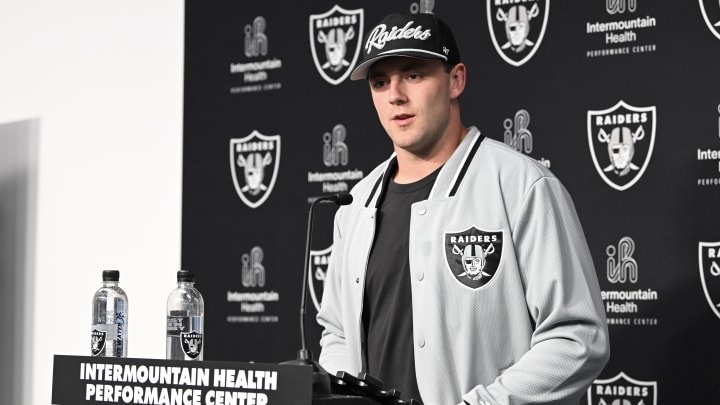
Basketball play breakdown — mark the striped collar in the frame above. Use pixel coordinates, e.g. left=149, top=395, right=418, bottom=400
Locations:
left=363, top=127, right=485, bottom=208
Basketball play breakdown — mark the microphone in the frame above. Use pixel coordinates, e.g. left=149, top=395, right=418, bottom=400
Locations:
left=330, top=193, right=354, bottom=206
left=312, top=192, right=353, bottom=206
left=282, top=193, right=353, bottom=394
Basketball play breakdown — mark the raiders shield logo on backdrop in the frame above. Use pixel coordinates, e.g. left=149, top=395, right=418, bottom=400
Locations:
left=487, top=0, right=549, bottom=67
left=445, top=227, right=503, bottom=289
left=230, top=130, right=281, bottom=209
left=308, top=245, right=332, bottom=312
left=90, top=329, right=107, bottom=356
left=700, top=0, right=720, bottom=41
left=587, top=100, right=656, bottom=191
left=699, top=241, right=720, bottom=320
left=587, top=372, right=657, bottom=405
left=309, top=5, right=364, bottom=85
left=181, top=331, right=203, bottom=360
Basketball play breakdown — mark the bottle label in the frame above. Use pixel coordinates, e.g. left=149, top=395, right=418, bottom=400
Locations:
left=92, top=310, right=126, bottom=357
left=92, top=322, right=119, bottom=336
left=166, top=315, right=202, bottom=335
left=90, top=329, right=107, bottom=356
left=181, top=331, right=203, bottom=359
left=115, top=311, right=126, bottom=357
left=167, top=316, right=203, bottom=359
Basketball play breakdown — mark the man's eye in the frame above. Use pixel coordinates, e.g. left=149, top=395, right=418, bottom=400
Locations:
left=371, top=80, right=387, bottom=88
left=406, top=73, right=421, bottom=81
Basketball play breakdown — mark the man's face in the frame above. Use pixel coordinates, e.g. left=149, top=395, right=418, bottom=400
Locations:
left=367, top=57, right=455, bottom=158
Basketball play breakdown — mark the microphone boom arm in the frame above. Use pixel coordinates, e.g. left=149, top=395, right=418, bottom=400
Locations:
left=296, top=193, right=353, bottom=361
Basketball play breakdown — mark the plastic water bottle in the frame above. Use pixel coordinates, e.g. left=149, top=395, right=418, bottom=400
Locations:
left=91, top=270, right=128, bottom=357
left=166, top=269, right=204, bottom=360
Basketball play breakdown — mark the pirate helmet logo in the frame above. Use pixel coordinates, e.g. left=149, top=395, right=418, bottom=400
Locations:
left=230, top=130, right=281, bottom=208
left=181, top=331, right=203, bottom=360
left=309, top=5, right=364, bottom=85
left=445, top=227, right=503, bottom=289
left=487, top=0, right=549, bottom=66
left=90, top=329, right=107, bottom=356
left=588, top=100, right=656, bottom=191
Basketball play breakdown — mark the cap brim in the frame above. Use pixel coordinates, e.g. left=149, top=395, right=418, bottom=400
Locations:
left=349, top=49, right=449, bottom=81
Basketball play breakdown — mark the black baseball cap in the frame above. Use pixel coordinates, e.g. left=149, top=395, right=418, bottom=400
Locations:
left=350, top=12, right=461, bottom=81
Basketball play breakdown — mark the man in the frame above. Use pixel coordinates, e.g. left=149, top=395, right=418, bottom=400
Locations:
left=317, top=12, right=610, bottom=405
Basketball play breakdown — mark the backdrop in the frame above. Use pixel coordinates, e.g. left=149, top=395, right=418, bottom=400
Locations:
left=182, top=1, right=720, bottom=403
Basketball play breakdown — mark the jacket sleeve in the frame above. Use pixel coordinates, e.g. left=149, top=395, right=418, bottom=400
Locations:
left=316, top=209, right=351, bottom=375
left=464, top=177, right=610, bottom=405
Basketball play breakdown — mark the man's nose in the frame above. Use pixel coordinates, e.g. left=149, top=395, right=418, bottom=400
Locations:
left=388, top=80, right=407, bottom=105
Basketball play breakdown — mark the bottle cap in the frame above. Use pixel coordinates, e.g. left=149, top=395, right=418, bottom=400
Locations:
left=102, top=270, right=120, bottom=281
left=177, top=269, right=195, bottom=282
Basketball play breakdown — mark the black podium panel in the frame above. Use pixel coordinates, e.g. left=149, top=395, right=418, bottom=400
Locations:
left=52, top=355, right=312, bottom=405
left=313, top=396, right=379, bottom=404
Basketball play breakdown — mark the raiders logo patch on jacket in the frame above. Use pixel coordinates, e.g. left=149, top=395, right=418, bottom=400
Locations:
left=445, top=227, right=503, bottom=289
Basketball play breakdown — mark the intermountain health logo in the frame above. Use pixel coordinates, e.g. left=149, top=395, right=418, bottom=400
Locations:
left=309, top=5, right=364, bottom=85
left=242, top=246, right=266, bottom=288
left=700, top=0, right=720, bottom=41
left=244, top=16, right=268, bottom=58
left=230, top=131, right=281, bottom=208
left=229, top=16, right=283, bottom=94
left=307, top=123, right=364, bottom=202
left=309, top=246, right=332, bottom=312
left=699, top=241, right=720, bottom=320
left=226, top=246, right=282, bottom=325
left=600, top=236, right=659, bottom=326
left=588, top=100, right=656, bottom=191
left=587, top=372, right=657, bottom=405
left=504, top=109, right=532, bottom=153
left=503, top=108, right=551, bottom=168
left=487, top=0, right=549, bottom=66
left=585, top=0, right=658, bottom=59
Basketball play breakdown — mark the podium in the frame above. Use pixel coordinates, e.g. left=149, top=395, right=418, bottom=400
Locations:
left=52, top=355, right=381, bottom=405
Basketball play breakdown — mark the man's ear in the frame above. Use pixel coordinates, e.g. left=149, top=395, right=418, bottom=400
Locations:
left=449, top=63, right=467, bottom=99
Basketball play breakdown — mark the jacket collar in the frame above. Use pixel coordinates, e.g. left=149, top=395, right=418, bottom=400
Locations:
left=363, top=127, right=485, bottom=208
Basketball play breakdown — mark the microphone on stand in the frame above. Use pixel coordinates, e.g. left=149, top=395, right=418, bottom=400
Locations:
left=282, top=193, right=353, bottom=395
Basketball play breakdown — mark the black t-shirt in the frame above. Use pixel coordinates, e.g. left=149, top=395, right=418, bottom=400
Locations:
left=362, top=166, right=440, bottom=402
